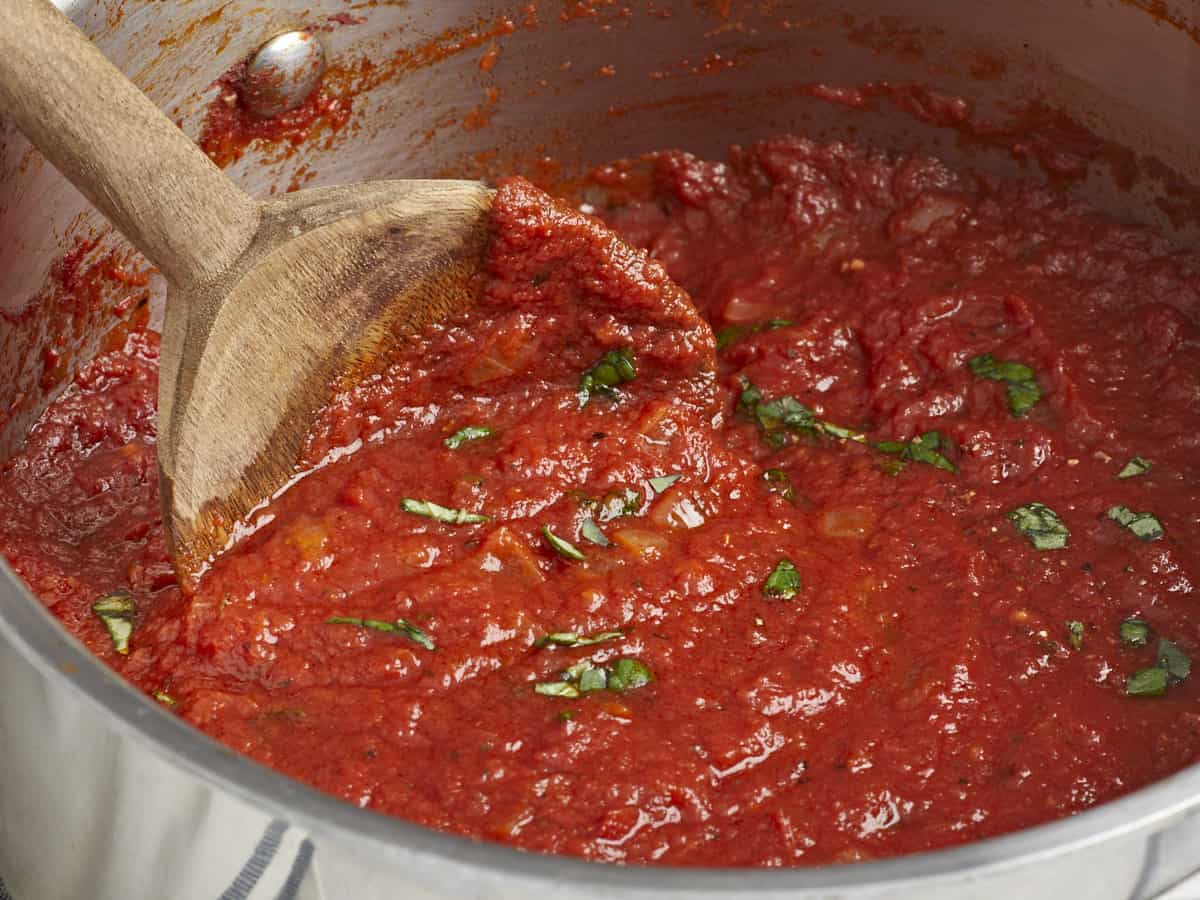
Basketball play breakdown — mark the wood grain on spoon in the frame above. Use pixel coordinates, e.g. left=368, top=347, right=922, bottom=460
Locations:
left=0, top=0, right=493, bottom=577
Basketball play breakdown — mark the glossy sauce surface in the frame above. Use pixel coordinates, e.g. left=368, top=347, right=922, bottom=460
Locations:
left=3, top=141, right=1200, bottom=866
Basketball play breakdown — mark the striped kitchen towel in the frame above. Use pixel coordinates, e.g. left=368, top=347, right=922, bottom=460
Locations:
left=0, top=820, right=314, bottom=900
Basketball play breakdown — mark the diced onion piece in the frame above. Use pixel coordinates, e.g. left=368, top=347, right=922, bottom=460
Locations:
left=478, top=526, right=544, bottom=583
left=722, top=293, right=774, bottom=324
left=890, top=193, right=964, bottom=237
left=650, top=490, right=706, bottom=530
left=285, top=522, right=329, bottom=561
left=637, top=401, right=674, bottom=436
left=819, top=506, right=877, bottom=540
left=611, top=528, right=669, bottom=560
left=462, top=330, right=535, bottom=386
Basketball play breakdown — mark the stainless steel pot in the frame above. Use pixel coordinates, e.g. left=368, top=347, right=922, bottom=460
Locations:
left=2, top=2, right=1199, bottom=898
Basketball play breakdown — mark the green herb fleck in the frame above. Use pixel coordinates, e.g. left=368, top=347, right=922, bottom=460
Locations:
left=607, top=658, right=654, bottom=692
left=716, top=325, right=751, bottom=351
left=1126, top=667, right=1169, bottom=697
left=558, top=709, right=576, bottom=722
left=535, top=681, right=581, bottom=698
left=1119, top=618, right=1151, bottom=647
left=1106, top=505, right=1164, bottom=542
left=968, top=353, right=1043, bottom=417
left=578, top=348, right=636, bottom=406
left=563, top=659, right=596, bottom=682
left=543, top=526, right=586, bottom=561
left=740, top=379, right=951, bottom=471
left=400, top=498, right=489, bottom=525
left=762, top=468, right=795, bottom=502
left=534, top=656, right=653, bottom=699
left=874, top=431, right=957, bottom=474
left=821, top=422, right=868, bottom=442
left=580, top=519, right=610, bottom=547
left=444, top=425, right=494, bottom=449
left=1117, top=457, right=1152, bottom=479
left=1007, top=502, right=1069, bottom=551
left=535, top=630, right=624, bottom=649
left=763, top=559, right=802, bottom=600
left=1066, top=620, right=1085, bottom=650
left=577, top=666, right=608, bottom=693
left=326, top=616, right=436, bottom=651
left=1121, top=635, right=1189, bottom=698
left=716, top=319, right=792, bottom=351
left=599, top=488, right=642, bottom=521
left=1158, top=638, right=1191, bottom=683
left=153, top=690, right=176, bottom=707
left=92, top=589, right=136, bottom=655
left=648, top=474, right=683, bottom=493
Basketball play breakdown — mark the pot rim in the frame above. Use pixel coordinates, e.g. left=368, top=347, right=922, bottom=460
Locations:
left=2, top=557, right=1197, bottom=893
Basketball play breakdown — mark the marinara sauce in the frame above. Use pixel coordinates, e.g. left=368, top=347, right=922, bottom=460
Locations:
left=2, top=139, right=1199, bottom=866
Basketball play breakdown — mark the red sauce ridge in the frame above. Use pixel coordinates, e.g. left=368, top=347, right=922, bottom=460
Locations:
left=0, top=237, right=150, bottom=460
left=4, top=145, right=1200, bottom=866
left=197, top=58, right=354, bottom=170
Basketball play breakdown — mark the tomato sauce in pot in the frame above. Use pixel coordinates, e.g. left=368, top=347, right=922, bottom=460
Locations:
left=2, top=138, right=1199, bottom=866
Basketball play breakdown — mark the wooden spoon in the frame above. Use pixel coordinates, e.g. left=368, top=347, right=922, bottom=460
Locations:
left=0, top=0, right=493, bottom=577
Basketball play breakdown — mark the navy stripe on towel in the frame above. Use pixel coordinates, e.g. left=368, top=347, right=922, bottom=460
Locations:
left=218, top=819, right=288, bottom=900
left=274, top=839, right=315, bottom=900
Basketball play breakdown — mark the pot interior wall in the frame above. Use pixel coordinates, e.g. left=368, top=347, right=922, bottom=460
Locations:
left=1, top=0, right=1197, bottom=458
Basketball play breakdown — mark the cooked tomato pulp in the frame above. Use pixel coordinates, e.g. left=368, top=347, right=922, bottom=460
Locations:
left=3, top=139, right=1200, bottom=866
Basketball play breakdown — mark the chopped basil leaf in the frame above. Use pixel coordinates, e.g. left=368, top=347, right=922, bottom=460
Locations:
left=400, top=498, right=489, bottom=525
left=648, top=474, right=683, bottom=493
left=968, top=353, right=1042, bottom=417
left=1157, top=638, right=1191, bottom=683
left=1119, top=618, right=1151, bottom=647
left=874, top=431, right=957, bottom=474
left=716, top=325, right=751, bottom=351
left=578, top=347, right=636, bottom=406
left=607, top=658, right=654, bottom=692
left=1126, top=667, right=1169, bottom=697
left=326, top=616, right=436, bottom=651
left=93, top=589, right=136, bottom=618
left=1120, top=633, right=1188, bottom=698
left=1066, top=620, right=1085, bottom=650
left=577, top=666, right=608, bottom=693
left=535, top=655, right=654, bottom=699
left=153, top=690, right=176, bottom=707
left=741, top=379, right=952, bottom=471
left=535, top=681, right=581, bottom=698
left=535, top=630, right=624, bottom=649
left=762, top=468, right=795, bottom=502
left=968, top=354, right=1035, bottom=383
left=563, top=659, right=596, bottom=682
left=1005, top=380, right=1043, bottom=417
left=1007, top=502, right=1069, bottom=550
left=599, top=488, right=642, bottom=521
left=543, top=526, right=586, bottom=561
left=716, top=319, right=792, bottom=351
left=763, top=559, right=802, bottom=600
left=558, top=709, right=576, bottom=721
left=1106, top=505, right=1164, bottom=542
left=821, top=422, right=868, bottom=443
left=92, top=589, right=136, bottom=655
left=444, top=425, right=493, bottom=449
left=580, top=519, right=610, bottom=547
left=755, top=395, right=818, bottom=437
left=1117, top=457, right=1153, bottom=479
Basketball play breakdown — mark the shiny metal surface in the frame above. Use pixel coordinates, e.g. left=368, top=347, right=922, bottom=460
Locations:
left=1, top=1, right=1199, bottom=898
left=241, top=30, right=326, bottom=118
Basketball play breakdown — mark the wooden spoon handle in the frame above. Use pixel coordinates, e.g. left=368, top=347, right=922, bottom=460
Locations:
left=0, top=0, right=259, bottom=288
